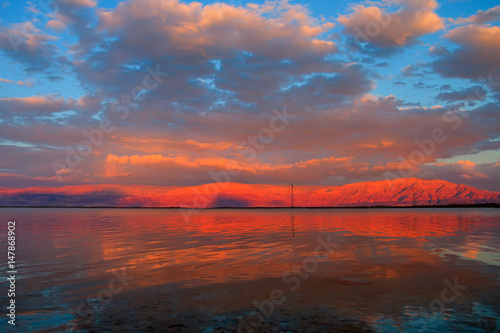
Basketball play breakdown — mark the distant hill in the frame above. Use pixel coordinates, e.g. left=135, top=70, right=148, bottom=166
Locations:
left=1, top=178, right=499, bottom=208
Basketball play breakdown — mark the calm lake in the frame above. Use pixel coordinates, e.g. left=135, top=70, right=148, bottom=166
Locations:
left=0, top=208, right=499, bottom=332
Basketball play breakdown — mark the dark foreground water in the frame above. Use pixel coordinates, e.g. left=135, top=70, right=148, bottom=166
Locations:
left=0, top=208, right=499, bottom=332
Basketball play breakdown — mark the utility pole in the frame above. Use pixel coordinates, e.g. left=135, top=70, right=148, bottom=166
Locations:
left=290, top=182, right=294, bottom=208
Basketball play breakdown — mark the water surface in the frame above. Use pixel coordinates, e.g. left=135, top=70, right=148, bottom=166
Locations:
left=0, top=208, right=499, bottom=332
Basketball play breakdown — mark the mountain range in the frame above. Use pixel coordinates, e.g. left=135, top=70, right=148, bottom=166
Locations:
left=1, top=178, right=499, bottom=207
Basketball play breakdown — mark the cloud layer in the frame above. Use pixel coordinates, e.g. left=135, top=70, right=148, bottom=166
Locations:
left=0, top=0, right=499, bottom=192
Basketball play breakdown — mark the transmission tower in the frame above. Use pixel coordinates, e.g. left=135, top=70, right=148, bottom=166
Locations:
left=290, top=182, right=294, bottom=208
left=412, top=184, right=415, bottom=205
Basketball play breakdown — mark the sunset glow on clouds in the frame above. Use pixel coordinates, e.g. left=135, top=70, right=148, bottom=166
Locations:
left=0, top=0, right=499, bottom=191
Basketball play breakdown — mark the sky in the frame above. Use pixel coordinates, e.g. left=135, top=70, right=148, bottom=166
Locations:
left=0, top=0, right=499, bottom=191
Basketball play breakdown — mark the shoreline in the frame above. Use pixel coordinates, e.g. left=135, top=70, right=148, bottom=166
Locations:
left=0, top=203, right=499, bottom=209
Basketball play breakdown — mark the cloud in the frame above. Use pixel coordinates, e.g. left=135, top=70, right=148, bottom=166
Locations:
left=436, top=86, right=487, bottom=102
left=452, top=5, right=500, bottom=25
left=431, top=25, right=500, bottom=79
left=95, top=0, right=336, bottom=63
left=17, top=80, right=35, bottom=87
left=400, top=64, right=422, bottom=77
left=338, top=0, right=443, bottom=53
left=423, top=160, right=500, bottom=191
left=471, top=5, right=500, bottom=24
left=102, top=152, right=360, bottom=184
left=118, top=137, right=237, bottom=152
left=63, top=0, right=344, bottom=124
left=0, top=22, right=61, bottom=73
left=25, top=94, right=492, bottom=187
left=74, top=0, right=336, bottom=83
left=0, top=0, right=498, bottom=192
left=0, top=0, right=98, bottom=74
left=0, top=78, right=35, bottom=87
left=0, top=95, right=76, bottom=114
left=281, top=65, right=375, bottom=105
left=454, top=160, right=489, bottom=179
left=0, top=78, right=15, bottom=84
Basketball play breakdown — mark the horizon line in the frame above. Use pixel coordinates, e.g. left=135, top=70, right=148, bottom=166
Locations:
left=1, top=203, right=499, bottom=209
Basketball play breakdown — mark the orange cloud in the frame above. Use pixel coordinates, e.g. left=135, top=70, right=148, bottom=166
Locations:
left=339, top=0, right=443, bottom=49
left=432, top=24, right=500, bottom=78
left=447, top=25, right=500, bottom=49
left=118, top=137, right=236, bottom=152
left=456, top=160, right=489, bottom=179
left=99, top=0, right=336, bottom=58
left=102, top=153, right=358, bottom=182
left=0, top=95, right=75, bottom=112
left=0, top=78, right=14, bottom=84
